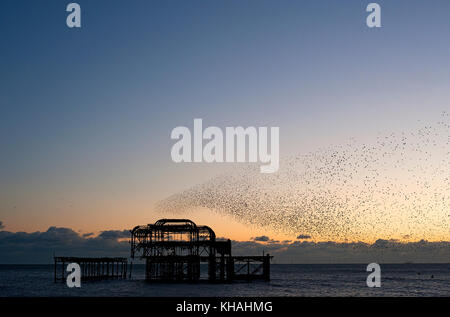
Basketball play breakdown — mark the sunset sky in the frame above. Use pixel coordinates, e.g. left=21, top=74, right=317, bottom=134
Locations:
left=1, top=0, right=450, bottom=244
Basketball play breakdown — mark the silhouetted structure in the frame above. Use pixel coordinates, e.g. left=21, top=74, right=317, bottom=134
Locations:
left=54, top=257, right=127, bottom=282
left=53, top=219, right=271, bottom=283
left=131, top=219, right=272, bottom=282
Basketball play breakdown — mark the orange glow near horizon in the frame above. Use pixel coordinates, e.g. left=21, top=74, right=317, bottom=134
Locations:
left=3, top=205, right=449, bottom=244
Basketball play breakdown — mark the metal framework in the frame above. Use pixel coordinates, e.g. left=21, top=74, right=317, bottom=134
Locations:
left=54, top=257, right=128, bottom=282
left=131, top=219, right=271, bottom=282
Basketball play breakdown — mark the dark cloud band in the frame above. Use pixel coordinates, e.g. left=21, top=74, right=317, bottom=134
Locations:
left=1, top=226, right=449, bottom=264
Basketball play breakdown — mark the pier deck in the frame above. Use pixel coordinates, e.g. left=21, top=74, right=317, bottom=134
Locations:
left=54, top=256, right=128, bottom=282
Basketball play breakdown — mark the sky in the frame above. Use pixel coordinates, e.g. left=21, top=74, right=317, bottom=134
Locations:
left=2, top=225, right=450, bottom=264
left=1, top=0, right=450, bottom=251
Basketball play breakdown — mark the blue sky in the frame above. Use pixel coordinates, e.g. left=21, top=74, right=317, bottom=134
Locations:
left=1, top=1, right=450, bottom=238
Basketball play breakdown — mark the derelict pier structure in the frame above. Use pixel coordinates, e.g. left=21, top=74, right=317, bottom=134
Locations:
left=54, top=257, right=128, bottom=281
left=131, top=219, right=272, bottom=282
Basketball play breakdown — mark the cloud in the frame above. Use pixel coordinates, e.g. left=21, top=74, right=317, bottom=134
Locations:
left=0, top=221, right=4, bottom=230
left=252, top=235, right=270, bottom=242
left=82, top=232, right=94, bottom=238
left=1, top=225, right=450, bottom=264
left=231, top=239, right=450, bottom=264
left=0, top=227, right=130, bottom=264
left=297, top=234, right=312, bottom=240
left=98, top=230, right=129, bottom=240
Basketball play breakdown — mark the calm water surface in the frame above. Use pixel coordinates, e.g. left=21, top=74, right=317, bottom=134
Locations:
left=0, top=264, right=449, bottom=297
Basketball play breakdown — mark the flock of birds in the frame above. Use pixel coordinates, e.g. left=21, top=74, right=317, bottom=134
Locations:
left=157, top=112, right=450, bottom=242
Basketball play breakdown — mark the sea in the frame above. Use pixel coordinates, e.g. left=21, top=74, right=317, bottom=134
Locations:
left=0, top=264, right=449, bottom=297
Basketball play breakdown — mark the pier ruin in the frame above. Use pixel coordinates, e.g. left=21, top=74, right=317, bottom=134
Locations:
left=131, top=219, right=272, bottom=282
left=54, top=219, right=272, bottom=283
left=54, top=256, right=128, bottom=281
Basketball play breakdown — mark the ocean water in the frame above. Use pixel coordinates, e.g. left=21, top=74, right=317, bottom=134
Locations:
left=0, top=264, right=449, bottom=297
